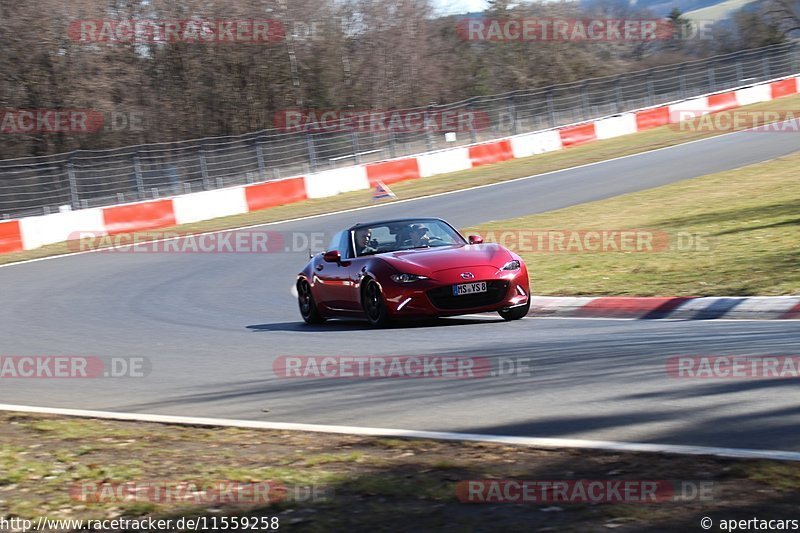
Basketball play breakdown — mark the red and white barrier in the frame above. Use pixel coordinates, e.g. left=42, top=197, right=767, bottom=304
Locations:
left=510, top=130, right=563, bottom=158
left=417, top=147, right=472, bottom=177
left=770, top=77, right=798, bottom=99
left=707, top=91, right=738, bottom=112
left=468, top=139, right=514, bottom=167
left=19, top=208, right=106, bottom=250
left=244, top=177, right=307, bottom=211
left=0, top=220, right=23, bottom=254
left=173, top=187, right=248, bottom=226
left=303, top=166, right=369, bottom=199
left=635, top=107, right=670, bottom=131
left=102, top=199, right=176, bottom=235
left=668, top=96, right=710, bottom=122
left=365, top=158, right=421, bottom=186
left=594, top=113, right=638, bottom=140
left=735, top=84, right=772, bottom=106
left=559, top=123, right=598, bottom=147
left=2, top=73, right=799, bottom=255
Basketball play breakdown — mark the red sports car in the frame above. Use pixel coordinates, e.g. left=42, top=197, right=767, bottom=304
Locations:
left=297, top=217, right=530, bottom=326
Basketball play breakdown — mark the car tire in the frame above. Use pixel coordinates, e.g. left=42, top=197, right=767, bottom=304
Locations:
left=298, top=279, right=325, bottom=324
left=498, top=299, right=530, bottom=321
left=363, top=279, right=390, bottom=327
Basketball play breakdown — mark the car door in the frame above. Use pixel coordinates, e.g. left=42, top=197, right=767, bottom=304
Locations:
left=314, top=231, right=357, bottom=312
left=342, top=244, right=371, bottom=312
left=344, top=225, right=392, bottom=312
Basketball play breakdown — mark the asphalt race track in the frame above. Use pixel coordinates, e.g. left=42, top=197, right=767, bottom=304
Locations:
left=1, top=128, right=799, bottom=451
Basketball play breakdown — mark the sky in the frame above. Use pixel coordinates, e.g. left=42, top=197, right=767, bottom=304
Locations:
left=434, top=0, right=489, bottom=15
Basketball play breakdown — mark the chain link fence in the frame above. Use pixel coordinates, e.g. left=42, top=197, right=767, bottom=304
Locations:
left=1, top=41, right=798, bottom=219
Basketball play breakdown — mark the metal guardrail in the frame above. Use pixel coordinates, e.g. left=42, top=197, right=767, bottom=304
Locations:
left=0, top=41, right=798, bottom=219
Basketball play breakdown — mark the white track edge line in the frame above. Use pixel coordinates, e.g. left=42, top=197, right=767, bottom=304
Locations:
left=2, top=404, right=799, bottom=461
left=0, top=121, right=790, bottom=270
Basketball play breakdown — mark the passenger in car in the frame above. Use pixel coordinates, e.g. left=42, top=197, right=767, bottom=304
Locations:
left=355, top=228, right=378, bottom=255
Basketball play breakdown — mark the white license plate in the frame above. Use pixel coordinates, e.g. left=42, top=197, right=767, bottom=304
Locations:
left=453, top=281, right=488, bottom=296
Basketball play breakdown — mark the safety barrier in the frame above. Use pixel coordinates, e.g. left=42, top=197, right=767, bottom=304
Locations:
left=3, top=74, right=799, bottom=254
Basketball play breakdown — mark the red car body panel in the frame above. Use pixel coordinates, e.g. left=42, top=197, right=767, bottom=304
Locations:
left=297, top=219, right=530, bottom=320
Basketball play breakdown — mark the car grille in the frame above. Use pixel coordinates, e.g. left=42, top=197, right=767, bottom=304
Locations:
left=426, top=281, right=509, bottom=310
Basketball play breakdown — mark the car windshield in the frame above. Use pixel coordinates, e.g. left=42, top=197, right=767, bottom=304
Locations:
left=352, top=220, right=466, bottom=257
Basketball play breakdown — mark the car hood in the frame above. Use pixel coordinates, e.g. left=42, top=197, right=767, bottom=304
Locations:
left=379, top=243, right=513, bottom=273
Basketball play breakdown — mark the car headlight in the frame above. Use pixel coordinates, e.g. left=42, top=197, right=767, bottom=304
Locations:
left=390, top=273, right=429, bottom=283
left=501, top=260, right=521, bottom=271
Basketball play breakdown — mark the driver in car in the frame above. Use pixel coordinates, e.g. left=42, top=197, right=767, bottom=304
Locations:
left=407, top=224, right=430, bottom=248
left=355, top=228, right=377, bottom=255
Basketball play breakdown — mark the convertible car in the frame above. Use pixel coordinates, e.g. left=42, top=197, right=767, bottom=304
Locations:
left=297, top=217, right=530, bottom=326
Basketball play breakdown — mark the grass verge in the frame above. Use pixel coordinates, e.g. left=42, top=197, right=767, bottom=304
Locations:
left=465, top=151, right=800, bottom=296
left=2, top=412, right=800, bottom=532
left=2, top=94, right=800, bottom=267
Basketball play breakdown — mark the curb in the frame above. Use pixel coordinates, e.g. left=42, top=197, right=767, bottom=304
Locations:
left=528, top=296, right=800, bottom=320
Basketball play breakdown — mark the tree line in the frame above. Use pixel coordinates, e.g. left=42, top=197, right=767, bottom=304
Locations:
left=0, top=0, right=794, bottom=159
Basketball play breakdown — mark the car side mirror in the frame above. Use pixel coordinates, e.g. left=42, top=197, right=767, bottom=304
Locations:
left=468, top=235, right=483, bottom=245
left=323, top=250, right=341, bottom=263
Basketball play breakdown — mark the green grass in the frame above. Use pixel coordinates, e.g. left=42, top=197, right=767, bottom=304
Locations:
left=732, top=461, right=800, bottom=491
left=2, top=412, right=800, bottom=529
left=301, top=452, right=365, bottom=467
left=465, top=152, right=800, bottom=296
left=2, top=93, right=800, bottom=267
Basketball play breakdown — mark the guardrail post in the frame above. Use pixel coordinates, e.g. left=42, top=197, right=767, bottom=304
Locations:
left=707, top=62, right=716, bottom=92
left=388, top=130, right=397, bottom=159
left=132, top=153, right=145, bottom=199
left=735, top=57, right=744, bottom=85
left=305, top=132, right=318, bottom=172
left=762, top=51, right=770, bottom=80
left=66, top=160, right=80, bottom=209
left=198, top=144, right=210, bottom=190
left=466, top=104, right=477, bottom=144
left=254, top=135, right=266, bottom=182
left=679, top=71, right=687, bottom=99
left=546, top=89, right=556, bottom=128
left=614, top=76, right=624, bottom=114
left=351, top=130, right=361, bottom=164
left=646, top=70, right=655, bottom=106
left=580, top=81, right=590, bottom=121
left=506, top=95, right=518, bottom=136
left=425, top=104, right=436, bottom=150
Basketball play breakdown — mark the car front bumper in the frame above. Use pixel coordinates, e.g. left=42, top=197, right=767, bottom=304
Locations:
left=381, top=267, right=530, bottom=318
